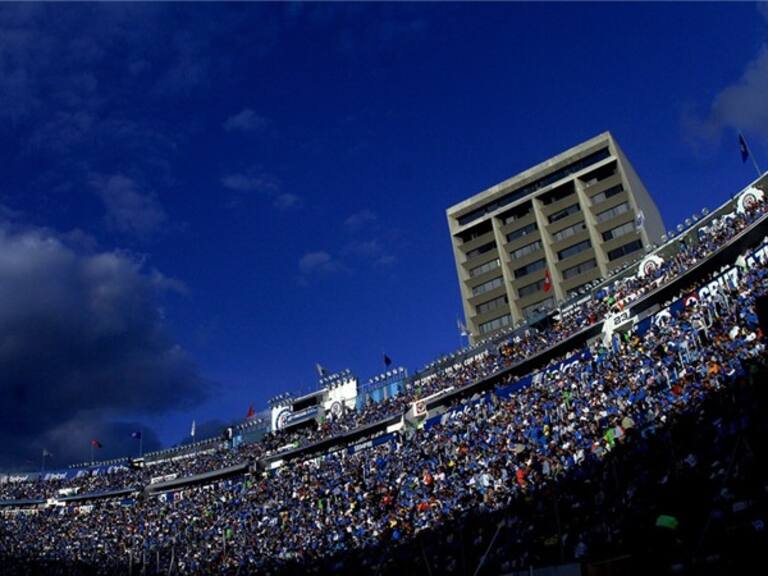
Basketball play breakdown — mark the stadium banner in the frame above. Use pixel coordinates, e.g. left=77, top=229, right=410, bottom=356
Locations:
left=43, top=471, right=73, bottom=482
left=637, top=254, right=665, bottom=278
left=424, top=395, right=491, bottom=430
left=347, top=432, right=395, bottom=455
left=637, top=238, right=768, bottom=336
left=3, top=463, right=136, bottom=484
left=150, top=473, right=178, bottom=485
left=736, top=186, right=765, bottom=214
left=602, top=309, right=637, bottom=345
left=689, top=238, right=767, bottom=300
left=0, top=473, right=41, bottom=483
left=272, top=405, right=319, bottom=431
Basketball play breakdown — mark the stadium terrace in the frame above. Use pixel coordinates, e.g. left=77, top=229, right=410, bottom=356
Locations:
left=2, top=174, right=768, bottom=574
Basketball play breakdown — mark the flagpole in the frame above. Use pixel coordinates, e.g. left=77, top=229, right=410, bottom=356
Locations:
left=140, top=430, right=143, bottom=459
left=91, top=444, right=94, bottom=465
left=741, top=132, right=763, bottom=177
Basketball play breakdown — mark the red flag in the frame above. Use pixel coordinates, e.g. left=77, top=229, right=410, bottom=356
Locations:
left=543, top=268, right=553, bottom=293
left=246, top=405, right=255, bottom=419
left=90, top=439, right=102, bottom=448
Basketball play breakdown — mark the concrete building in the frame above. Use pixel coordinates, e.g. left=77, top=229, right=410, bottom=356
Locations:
left=447, top=132, right=664, bottom=341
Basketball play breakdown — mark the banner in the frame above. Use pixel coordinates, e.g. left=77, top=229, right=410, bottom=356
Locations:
left=737, top=186, right=765, bottom=214
left=637, top=254, right=665, bottom=278
left=150, top=473, right=178, bottom=485
left=637, top=239, right=768, bottom=335
left=272, top=405, right=319, bottom=431
left=347, top=432, right=395, bottom=455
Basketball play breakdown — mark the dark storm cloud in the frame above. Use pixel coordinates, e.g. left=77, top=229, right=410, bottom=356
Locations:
left=0, top=219, right=209, bottom=469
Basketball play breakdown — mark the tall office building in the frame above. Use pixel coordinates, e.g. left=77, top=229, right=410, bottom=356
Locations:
left=447, top=132, right=664, bottom=341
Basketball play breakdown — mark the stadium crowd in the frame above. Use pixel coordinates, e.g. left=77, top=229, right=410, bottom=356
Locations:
left=1, top=220, right=767, bottom=574
left=257, top=195, right=768, bottom=451
left=1, top=195, right=766, bottom=504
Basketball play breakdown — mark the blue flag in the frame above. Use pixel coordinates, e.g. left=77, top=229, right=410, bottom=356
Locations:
left=131, top=431, right=142, bottom=440
left=739, top=133, right=750, bottom=163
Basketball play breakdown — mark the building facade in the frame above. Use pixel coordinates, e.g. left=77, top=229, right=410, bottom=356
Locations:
left=447, top=132, right=664, bottom=341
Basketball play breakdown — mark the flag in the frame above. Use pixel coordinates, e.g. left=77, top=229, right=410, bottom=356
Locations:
left=635, top=210, right=646, bottom=230
left=315, top=363, right=329, bottom=378
left=655, top=514, right=679, bottom=530
left=739, top=133, right=750, bottom=163
left=42, top=449, right=52, bottom=458
left=90, top=439, right=102, bottom=449
left=190, top=419, right=196, bottom=438
left=456, top=317, right=469, bottom=337
left=246, top=405, right=255, bottom=419
left=543, top=268, right=553, bottom=293
left=130, top=431, right=142, bottom=440
left=383, top=354, right=392, bottom=368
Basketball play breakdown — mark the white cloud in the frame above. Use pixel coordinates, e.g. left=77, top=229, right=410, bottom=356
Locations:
left=342, top=238, right=398, bottom=267
left=344, top=209, right=377, bottom=232
left=221, top=172, right=280, bottom=193
left=685, top=43, right=768, bottom=142
left=273, top=193, right=302, bottom=210
left=223, top=108, right=269, bottom=133
left=91, top=174, right=167, bottom=239
left=298, top=251, right=339, bottom=274
left=222, top=170, right=302, bottom=212
left=342, top=238, right=383, bottom=258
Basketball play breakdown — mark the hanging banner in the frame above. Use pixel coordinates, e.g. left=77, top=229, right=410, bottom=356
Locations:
left=637, top=254, right=665, bottom=278
left=737, top=186, right=765, bottom=214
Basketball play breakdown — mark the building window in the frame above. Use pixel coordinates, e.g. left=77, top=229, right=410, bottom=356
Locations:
left=548, top=203, right=581, bottom=224
left=591, top=184, right=624, bottom=204
left=552, top=221, right=586, bottom=242
left=582, top=169, right=617, bottom=187
left=607, top=239, right=643, bottom=261
left=506, top=222, right=538, bottom=242
left=596, top=202, right=629, bottom=223
left=479, top=313, right=512, bottom=334
left=511, top=240, right=542, bottom=260
left=472, top=276, right=504, bottom=296
left=562, top=258, right=597, bottom=280
left=502, top=206, right=532, bottom=225
left=518, top=279, right=544, bottom=298
left=466, top=241, right=496, bottom=260
left=557, top=239, right=592, bottom=261
left=602, top=221, right=636, bottom=241
left=540, top=188, right=574, bottom=206
left=514, top=258, right=546, bottom=279
left=522, top=297, right=555, bottom=319
left=469, top=258, right=501, bottom=278
left=476, top=295, right=507, bottom=315
left=456, top=147, right=611, bottom=227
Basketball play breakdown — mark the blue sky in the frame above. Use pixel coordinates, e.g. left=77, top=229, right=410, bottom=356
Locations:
left=1, top=2, right=767, bottom=466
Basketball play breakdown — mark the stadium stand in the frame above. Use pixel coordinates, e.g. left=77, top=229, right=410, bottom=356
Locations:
left=1, top=176, right=768, bottom=574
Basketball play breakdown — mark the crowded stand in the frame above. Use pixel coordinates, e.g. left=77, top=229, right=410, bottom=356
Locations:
left=1, top=183, right=767, bottom=503
left=1, top=179, right=768, bottom=574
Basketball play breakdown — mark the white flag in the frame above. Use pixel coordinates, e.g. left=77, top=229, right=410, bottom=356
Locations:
left=456, top=317, right=469, bottom=337
left=190, top=419, right=196, bottom=438
left=635, top=210, right=646, bottom=230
